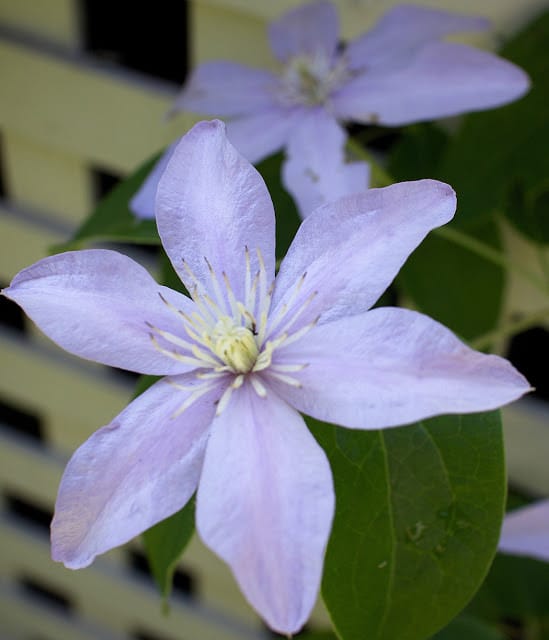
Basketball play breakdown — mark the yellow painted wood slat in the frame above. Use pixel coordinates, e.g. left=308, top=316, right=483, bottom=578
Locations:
left=0, top=513, right=264, bottom=640
left=193, top=0, right=549, bottom=42
left=0, top=329, right=133, bottom=450
left=0, top=206, right=67, bottom=279
left=0, top=36, right=193, bottom=174
left=190, top=2, right=271, bottom=66
left=1, top=583, right=125, bottom=640
left=0, top=426, right=329, bottom=626
left=2, top=132, right=94, bottom=225
left=0, top=0, right=80, bottom=49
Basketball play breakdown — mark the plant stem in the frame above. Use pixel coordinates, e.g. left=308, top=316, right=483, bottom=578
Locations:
left=470, top=307, right=549, bottom=350
left=347, top=135, right=549, bottom=294
left=435, top=227, right=549, bottom=295
left=345, top=137, right=392, bottom=187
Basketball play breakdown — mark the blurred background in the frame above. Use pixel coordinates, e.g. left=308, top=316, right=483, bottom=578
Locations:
left=1, top=1, right=548, bottom=638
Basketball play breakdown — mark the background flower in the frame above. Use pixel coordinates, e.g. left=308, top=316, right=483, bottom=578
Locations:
left=128, top=1, right=530, bottom=219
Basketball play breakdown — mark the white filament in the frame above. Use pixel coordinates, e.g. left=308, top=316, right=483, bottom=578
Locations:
left=148, top=249, right=317, bottom=415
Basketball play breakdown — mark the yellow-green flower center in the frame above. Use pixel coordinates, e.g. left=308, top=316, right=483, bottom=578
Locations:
left=210, top=316, right=259, bottom=373
left=278, top=53, right=351, bottom=107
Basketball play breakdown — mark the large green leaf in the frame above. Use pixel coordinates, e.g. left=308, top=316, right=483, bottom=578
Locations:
left=397, top=220, right=504, bottom=341
left=310, top=411, right=505, bottom=640
left=55, top=152, right=162, bottom=251
left=430, top=615, right=505, bottom=640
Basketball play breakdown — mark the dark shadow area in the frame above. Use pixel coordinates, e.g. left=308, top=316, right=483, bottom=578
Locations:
left=81, top=0, right=188, bottom=85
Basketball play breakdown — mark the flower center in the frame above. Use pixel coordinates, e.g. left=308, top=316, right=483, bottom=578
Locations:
left=277, top=52, right=350, bottom=107
left=210, top=316, right=259, bottom=373
left=147, top=248, right=318, bottom=416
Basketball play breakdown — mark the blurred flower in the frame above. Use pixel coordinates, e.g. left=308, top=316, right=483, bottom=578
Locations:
left=4, top=121, right=530, bottom=633
left=132, top=2, right=529, bottom=219
left=499, top=500, right=549, bottom=562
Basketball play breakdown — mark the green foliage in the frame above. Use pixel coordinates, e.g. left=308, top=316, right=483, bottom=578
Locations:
left=55, top=152, right=162, bottom=250
left=392, top=10, right=549, bottom=239
left=430, top=615, right=505, bottom=640
left=143, top=501, right=196, bottom=605
left=397, top=220, right=504, bottom=341
left=255, top=152, right=301, bottom=259
left=310, top=411, right=505, bottom=640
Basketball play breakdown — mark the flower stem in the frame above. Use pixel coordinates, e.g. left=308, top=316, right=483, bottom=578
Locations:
left=435, top=226, right=549, bottom=294
left=470, top=307, right=549, bottom=351
left=345, top=137, right=392, bottom=187
left=347, top=135, right=549, bottom=294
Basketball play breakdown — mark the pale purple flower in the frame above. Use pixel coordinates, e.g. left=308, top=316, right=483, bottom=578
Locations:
left=4, top=120, right=530, bottom=634
left=132, top=1, right=529, bottom=219
left=499, top=500, right=549, bottom=562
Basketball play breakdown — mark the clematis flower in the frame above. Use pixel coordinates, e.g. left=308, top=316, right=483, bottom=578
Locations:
left=4, top=120, right=530, bottom=634
left=499, top=500, right=549, bottom=562
left=131, top=1, right=529, bottom=219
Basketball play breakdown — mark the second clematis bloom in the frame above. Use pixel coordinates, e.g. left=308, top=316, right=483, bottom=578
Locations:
left=499, top=500, right=549, bottom=562
left=132, top=1, right=529, bottom=219
left=4, top=121, right=530, bottom=634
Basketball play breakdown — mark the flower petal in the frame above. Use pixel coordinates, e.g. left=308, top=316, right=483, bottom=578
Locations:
left=171, top=62, right=278, bottom=118
left=268, top=1, right=339, bottom=63
left=156, top=120, right=276, bottom=303
left=196, top=382, right=334, bottom=634
left=3, top=249, right=197, bottom=375
left=269, top=307, right=530, bottom=430
left=499, top=500, right=549, bottom=562
left=52, top=373, right=224, bottom=568
left=130, top=141, right=178, bottom=220
left=282, top=108, right=370, bottom=218
left=334, top=43, right=530, bottom=126
left=346, top=5, right=488, bottom=72
left=225, top=105, right=306, bottom=164
left=271, top=180, right=455, bottom=330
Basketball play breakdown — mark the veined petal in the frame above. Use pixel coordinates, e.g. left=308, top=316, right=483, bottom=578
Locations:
left=282, top=108, right=370, bottom=219
left=171, top=62, right=278, bottom=118
left=269, top=307, right=530, bottom=430
left=225, top=106, right=306, bottom=164
left=271, top=180, right=456, bottom=330
left=130, top=141, right=178, bottom=220
left=156, top=120, right=276, bottom=302
left=196, top=382, right=334, bottom=634
left=268, top=1, right=339, bottom=63
left=334, top=43, right=530, bottom=126
left=52, top=373, right=224, bottom=569
left=499, top=500, right=549, bottom=562
left=3, top=249, right=197, bottom=375
left=346, top=5, right=488, bottom=72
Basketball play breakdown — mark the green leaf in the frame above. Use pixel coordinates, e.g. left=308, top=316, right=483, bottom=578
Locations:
left=397, top=220, right=504, bottom=341
left=430, top=615, right=505, bottom=640
left=506, top=183, right=549, bottom=245
left=388, top=123, right=449, bottom=182
left=310, top=411, right=505, bottom=640
left=436, top=10, right=549, bottom=233
left=55, top=152, right=162, bottom=251
left=143, top=500, right=196, bottom=605
left=255, top=152, right=301, bottom=259
left=470, top=553, right=549, bottom=620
